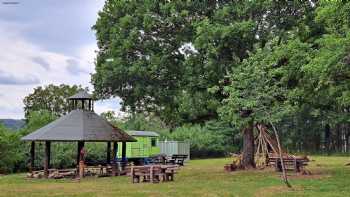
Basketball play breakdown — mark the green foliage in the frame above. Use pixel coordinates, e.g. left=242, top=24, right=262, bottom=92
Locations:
left=22, top=110, right=57, bottom=135
left=0, top=125, right=24, bottom=173
left=92, top=0, right=315, bottom=126
left=164, top=121, right=239, bottom=158
left=221, top=1, right=350, bottom=152
left=221, top=40, right=313, bottom=127
left=92, top=0, right=350, bottom=156
left=316, top=0, right=350, bottom=35
left=122, top=113, right=168, bottom=132
left=23, top=84, right=84, bottom=119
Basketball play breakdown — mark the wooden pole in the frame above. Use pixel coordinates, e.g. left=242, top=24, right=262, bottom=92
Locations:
left=269, top=120, right=292, bottom=188
left=121, top=142, right=126, bottom=162
left=30, top=141, right=35, bottom=173
left=77, top=141, right=84, bottom=174
left=107, top=142, right=111, bottom=164
left=44, top=141, right=51, bottom=178
left=82, top=99, right=85, bottom=110
left=77, top=141, right=84, bottom=178
left=111, top=142, right=117, bottom=176
left=113, top=142, right=118, bottom=160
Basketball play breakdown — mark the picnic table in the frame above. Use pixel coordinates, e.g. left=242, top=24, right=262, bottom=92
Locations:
left=268, top=155, right=309, bottom=172
left=129, top=164, right=179, bottom=183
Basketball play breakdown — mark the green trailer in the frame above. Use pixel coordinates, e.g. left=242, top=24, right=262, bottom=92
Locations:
left=117, top=131, right=160, bottom=163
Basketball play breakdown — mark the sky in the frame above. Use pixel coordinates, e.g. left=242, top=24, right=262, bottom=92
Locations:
left=0, top=0, right=123, bottom=119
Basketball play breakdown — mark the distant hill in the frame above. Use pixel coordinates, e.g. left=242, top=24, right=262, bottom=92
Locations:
left=0, top=119, right=25, bottom=130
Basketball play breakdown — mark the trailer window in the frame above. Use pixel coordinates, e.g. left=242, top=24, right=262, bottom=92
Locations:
left=151, top=138, right=157, bottom=147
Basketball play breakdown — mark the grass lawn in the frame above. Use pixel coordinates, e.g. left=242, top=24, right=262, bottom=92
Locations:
left=0, top=156, right=349, bottom=197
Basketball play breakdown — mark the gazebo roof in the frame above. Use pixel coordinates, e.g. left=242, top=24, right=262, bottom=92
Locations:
left=21, top=110, right=136, bottom=142
left=68, top=90, right=93, bottom=100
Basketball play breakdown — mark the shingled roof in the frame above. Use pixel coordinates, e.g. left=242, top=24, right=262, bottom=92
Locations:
left=21, top=110, right=136, bottom=142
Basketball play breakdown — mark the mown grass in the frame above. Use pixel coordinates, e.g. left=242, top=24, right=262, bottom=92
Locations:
left=0, top=156, right=349, bottom=197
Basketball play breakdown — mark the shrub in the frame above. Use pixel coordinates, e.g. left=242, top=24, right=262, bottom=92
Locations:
left=164, top=121, right=240, bottom=158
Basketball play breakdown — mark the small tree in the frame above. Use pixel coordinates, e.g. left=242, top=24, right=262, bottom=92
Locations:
left=220, top=40, right=313, bottom=168
left=23, top=84, right=84, bottom=119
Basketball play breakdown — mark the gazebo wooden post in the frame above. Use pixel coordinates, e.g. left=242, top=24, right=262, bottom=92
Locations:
left=77, top=141, right=85, bottom=165
left=44, top=141, right=51, bottom=178
left=114, top=142, right=118, bottom=159
left=82, top=99, right=85, bottom=110
left=111, top=142, right=117, bottom=176
left=121, top=142, right=126, bottom=162
left=77, top=141, right=85, bottom=175
left=30, top=141, right=35, bottom=173
left=107, top=142, right=111, bottom=164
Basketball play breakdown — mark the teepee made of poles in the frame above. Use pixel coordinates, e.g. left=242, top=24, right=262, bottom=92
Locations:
left=255, top=124, right=282, bottom=167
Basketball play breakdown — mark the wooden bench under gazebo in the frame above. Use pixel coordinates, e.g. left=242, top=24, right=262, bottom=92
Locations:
left=21, top=90, right=136, bottom=179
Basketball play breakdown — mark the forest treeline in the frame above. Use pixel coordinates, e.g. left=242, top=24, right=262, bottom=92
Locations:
left=1, top=0, right=350, bottom=173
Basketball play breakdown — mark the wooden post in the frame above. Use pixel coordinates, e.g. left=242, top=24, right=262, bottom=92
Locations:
left=113, top=142, right=118, bottom=161
left=150, top=165, right=154, bottom=183
left=107, top=142, right=111, bottom=164
left=30, top=141, right=35, bottom=173
left=82, top=99, right=85, bottom=110
left=122, top=142, right=126, bottom=162
left=114, top=142, right=119, bottom=159
left=111, top=142, right=117, bottom=176
left=77, top=141, right=84, bottom=175
left=44, top=141, right=51, bottom=178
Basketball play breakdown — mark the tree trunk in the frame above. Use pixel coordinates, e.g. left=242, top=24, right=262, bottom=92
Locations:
left=242, top=123, right=255, bottom=168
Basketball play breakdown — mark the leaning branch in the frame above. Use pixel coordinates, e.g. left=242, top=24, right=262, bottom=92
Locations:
left=269, top=119, right=292, bottom=188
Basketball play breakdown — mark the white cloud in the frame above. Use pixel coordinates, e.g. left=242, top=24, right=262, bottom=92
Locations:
left=31, top=56, right=50, bottom=71
left=0, top=70, right=40, bottom=85
left=0, top=20, right=123, bottom=119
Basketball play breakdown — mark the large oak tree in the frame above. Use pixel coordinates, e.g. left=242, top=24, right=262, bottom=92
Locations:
left=92, top=0, right=317, bottom=167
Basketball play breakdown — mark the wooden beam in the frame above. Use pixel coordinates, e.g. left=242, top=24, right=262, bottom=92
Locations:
left=30, top=141, right=35, bottom=173
left=44, top=141, right=51, bottom=178
left=121, top=142, right=126, bottom=162
left=107, top=142, right=111, bottom=164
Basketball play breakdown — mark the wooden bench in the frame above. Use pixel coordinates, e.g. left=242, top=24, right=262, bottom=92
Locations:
left=268, top=156, right=309, bottom=172
left=169, top=154, right=188, bottom=166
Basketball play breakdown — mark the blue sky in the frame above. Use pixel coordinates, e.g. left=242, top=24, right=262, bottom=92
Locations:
left=0, top=0, right=124, bottom=119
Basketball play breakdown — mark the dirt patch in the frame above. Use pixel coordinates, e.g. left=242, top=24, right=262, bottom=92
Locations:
left=255, top=185, right=303, bottom=197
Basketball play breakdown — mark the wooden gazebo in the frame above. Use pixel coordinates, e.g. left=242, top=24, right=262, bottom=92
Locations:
left=21, top=90, right=136, bottom=178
